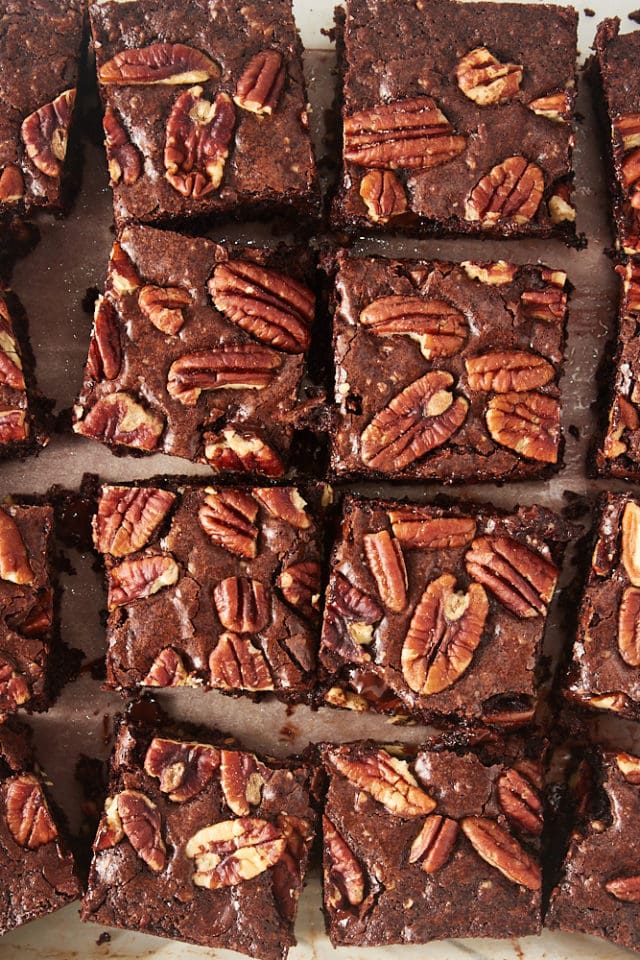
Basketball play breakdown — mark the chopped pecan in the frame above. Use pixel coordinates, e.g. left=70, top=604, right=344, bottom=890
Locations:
left=603, top=396, right=640, bottom=459
left=401, top=573, right=488, bottom=695
left=116, top=790, right=166, bottom=872
left=388, top=512, right=476, bottom=549
left=359, top=169, right=408, bottom=222
left=220, top=750, right=268, bottom=815
left=213, top=577, right=270, bottom=633
left=618, top=587, right=640, bottom=666
left=343, top=96, right=466, bottom=170
left=233, top=49, right=285, bottom=115
left=327, top=745, right=435, bottom=817
left=138, top=285, right=191, bottom=335
left=615, top=113, right=640, bottom=152
left=528, top=90, right=571, bottom=122
left=0, top=508, right=32, bottom=585
left=408, top=815, right=458, bottom=873
left=144, top=737, right=220, bottom=802
left=456, top=47, right=522, bottom=105
left=203, top=428, right=285, bottom=478
left=277, top=561, right=321, bottom=619
left=466, top=351, right=555, bottom=393
left=110, top=241, right=141, bottom=297
left=363, top=530, right=407, bottom=613
left=485, top=391, right=560, bottom=463
left=605, top=876, right=640, bottom=902
left=461, top=261, right=518, bottom=285
left=142, top=647, right=193, bottom=687
left=185, top=817, right=285, bottom=888
left=359, top=295, right=467, bottom=359
left=103, top=107, right=142, bottom=186
left=585, top=692, right=629, bottom=713
left=198, top=489, right=259, bottom=559
left=167, top=344, right=281, bottom=405
left=86, top=296, right=121, bottom=381
left=209, top=260, right=313, bottom=354
left=548, top=186, right=576, bottom=224
left=497, top=763, right=544, bottom=836
left=74, top=391, right=164, bottom=451
left=99, top=43, right=220, bottom=85
left=520, top=287, right=567, bottom=322
left=254, top=487, right=311, bottom=529
left=0, top=656, right=31, bottom=710
left=616, top=753, right=640, bottom=784
left=323, top=686, right=369, bottom=712
left=5, top=775, right=57, bottom=848
left=361, top=371, right=468, bottom=471
left=18, top=590, right=53, bottom=637
left=94, top=485, right=176, bottom=557
left=466, top=157, right=544, bottom=225
left=465, top=536, right=557, bottom=618
left=108, top=553, right=179, bottom=608
left=323, top=815, right=365, bottom=908
left=0, top=166, right=24, bottom=202
left=21, top=88, right=75, bottom=178
left=209, top=633, right=274, bottom=691
left=461, top=816, right=541, bottom=889
left=164, top=87, right=235, bottom=198
left=0, top=409, right=28, bottom=444
left=622, top=149, right=640, bottom=206
left=622, top=501, right=640, bottom=587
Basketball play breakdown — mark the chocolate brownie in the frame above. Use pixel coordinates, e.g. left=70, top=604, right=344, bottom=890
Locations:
left=81, top=717, right=316, bottom=960
left=0, top=717, right=80, bottom=936
left=321, top=738, right=545, bottom=946
left=73, top=225, right=319, bottom=478
left=327, top=252, right=568, bottom=482
left=331, top=0, right=578, bottom=238
left=0, top=290, right=49, bottom=458
left=94, top=481, right=326, bottom=703
left=0, top=0, right=84, bottom=216
left=89, top=0, right=319, bottom=227
left=319, top=495, right=570, bottom=727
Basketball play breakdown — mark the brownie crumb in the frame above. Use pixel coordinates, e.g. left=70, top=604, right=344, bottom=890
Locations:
left=584, top=7, right=595, bottom=16
left=568, top=424, right=580, bottom=439
left=96, top=932, right=111, bottom=946
left=630, top=9, right=640, bottom=24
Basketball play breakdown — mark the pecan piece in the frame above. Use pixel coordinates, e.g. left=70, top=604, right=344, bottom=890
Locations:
left=74, top=392, right=164, bottom=451
left=198, top=489, right=259, bottom=559
left=167, top=344, right=281, bottom=405
left=528, top=90, right=571, bottom=122
left=606, top=876, right=640, bottom=902
left=363, top=530, right=407, bottom=613
left=94, top=485, right=176, bottom=557
left=603, top=396, right=640, bottom=459
left=0, top=409, right=27, bottom=444
left=359, top=169, right=408, bottom=223
left=344, top=96, right=466, bottom=170
left=486, top=391, right=560, bottom=463
left=17, top=590, right=53, bottom=638
left=465, top=536, right=557, bottom=618
left=520, top=288, right=567, bottom=322
left=110, top=241, right=141, bottom=297
left=108, top=553, right=179, bottom=608
left=138, top=285, right=191, bottom=335
left=466, top=157, right=544, bottom=225
left=144, top=738, right=220, bottom=802
left=21, top=88, right=75, bottom=178
left=615, top=113, right=640, bottom=152
left=462, top=261, right=519, bottom=285
left=0, top=656, right=31, bottom=709
left=622, top=501, right=640, bottom=587
left=461, top=817, right=541, bottom=889
left=327, top=745, right=435, bottom=817
left=409, top=815, right=458, bottom=873
left=117, top=790, right=166, bottom=872
left=164, top=87, right=235, bottom=198
left=277, top=561, right=321, bottom=619
left=0, top=304, right=24, bottom=391
left=142, top=647, right=193, bottom=687
left=209, top=260, right=314, bottom=354
left=254, top=487, right=311, bottom=529
left=103, top=107, right=142, bottom=186
left=220, top=750, right=268, bottom=816
left=95, top=795, right=124, bottom=851
left=456, top=47, right=523, bottom=105
left=618, top=587, right=640, bottom=666
left=0, top=508, right=33, bottom=585
left=466, top=351, right=555, bottom=393
left=213, top=577, right=270, bottom=633
left=86, top=296, right=121, bottom=381
left=185, top=817, right=285, bottom=888
left=6, top=775, right=58, bottom=849
left=0, top=165, right=24, bottom=202
left=359, top=295, right=467, bottom=359
left=388, top=512, right=476, bottom=549
left=209, top=633, right=274, bottom=691
left=99, top=43, right=220, bottom=85
left=361, top=371, right=468, bottom=471
left=497, top=763, right=544, bottom=836
left=616, top=753, right=640, bottom=784
left=323, top=815, right=365, bottom=908
left=233, top=50, right=285, bottom=115
left=401, top=573, right=488, bottom=695
left=322, top=572, right=383, bottom=658
left=203, top=428, right=285, bottom=478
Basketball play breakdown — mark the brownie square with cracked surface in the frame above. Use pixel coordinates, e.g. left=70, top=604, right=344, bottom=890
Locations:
left=318, top=495, right=570, bottom=727
left=321, top=739, right=544, bottom=946
left=331, top=0, right=578, bottom=238
left=73, top=225, right=319, bottom=479
left=81, top=717, right=316, bottom=960
left=327, top=251, right=568, bottom=482
left=89, top=0, right=319, bottom=228
left=0, top=0, right=84, bottom=216
left=94, top=481, right=326, bottom=704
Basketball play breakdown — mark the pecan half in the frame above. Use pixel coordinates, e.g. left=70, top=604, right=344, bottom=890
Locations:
left=622, top=501, right=640, bottom=587
left=322, top=572, right=383, bottom=658
left=213, top=577, right=270, bottom=633
left=277, top=561, right=321, bottom=619
left=401, top=573, right=488, bottom=695
left=185, top=817, right=285, bottom=888
left=456, top=47, right=523, bottom=105
left=21, top=88, right=75, bottom=178
left=95, top=795, right=124, bottom=851
left=233, top=50, right=285, bottom=115
left=198, top=489, right=259, bottom=558
left=327, top=745, right=435, bottom=817
left=323, top=815, right=365, bottom=908
left=203, top=428, right=285, bottom=478
left=0, top=166, right=24, bottom=202
left=94, top=485, right=176, bottom=557
left=388, top=512, right=476, bottom=549
left=0, top=409, right=27, bottom=444
left=108, top=554, right=179, bottom=608
left=408, top=815, right=458, bottom=873
left=618, top=587, right=640, bottom=666
left=117, top=790, right=166, bottom=872
left=497, top=763, right=543, bottom=836
left=74, top=392, right=164, bottom=451
left=616, top=753, right=640, bottom=784
left=86, top=296, right=121, bottom=381
left=0, top=318, right=24, bottom=391
left=344, top=97, right=466, bottom=170
left=220, top=750, right=268, bottom=816
left=110, top=241, right=141, bottom=297
left=363, top=530, right=407, bottom=613
left=144, top=737, right=220, bottom=802
left=103, top=106, right=142, bottom=186
left=254, top=487, right=311, bottom=529
left=605, top=876, right=640, bottom=902
left=99, top=43, right=220, bottom=85
left=142, top=647, right=193, bottom=687
left=461, top=817, right=540, bottom=889
left=465, top=536, right=557, bottom=618
left=209, top=260, right=313, bottom=354
left=164, top=87, right=235, bottom=198
left=466, top=351, right=555, bottom=393
left=359, top=295, right=467, bottom=359
left=466, top=157, right=544, bottom=225
left=0, top=656, right=31, bottom=710
left=6, top=775, right=58, bottom=849
left=359, top=169, right=408, bottom=222
left=462, top=261, right=519, bottom=285
left=520, top=288, right=567, bottom=322
left=528, top=90, right=571, bottom=122
left=486, top=391, right=560, bottom=463
left=209, top=633, right=274, bottom=691
left=0, top=508, right=33, bottom=585
left=138, top=285, right=191, bottom=335
left=603, top=396, right=640, bottom=459
left=167, top=344, right=281, bottom=405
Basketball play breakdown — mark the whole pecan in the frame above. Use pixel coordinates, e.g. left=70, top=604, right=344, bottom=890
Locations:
left=497, top=763, right=544, bottom=836
left=528, top=90, right=571, bottom=122
left=401, top=573, right=488, bottom=695
left=360, top=371, right=468, bottom=471
left=605, top=875, right=640, bottom=902
left=203, top=428, right=285, bottom=478
left=388, top=512, right=476, bottom=549
left=363, top=530, right=407, bottom=613
left=219, top=750, right=268, bottom=816
left=359, top=169, right=408, bottom=223
left=461, top=816, right=541, bottom=889
left=142, top=647, right=193, bottom=687
left=277, top=561, right=321, bottom=619
left=622, top=501, right=640, bottom=587
left=86, top=296, right=121, bottom=381
left=99, top=43, right=220, bottom=85
left=213, top=577, right=270, bottom=633
left=465, top=157, right=544, bottom=225
left=74, top=391, right=165, bottom=451
left=198, top=489, right=259, bottom=559
left=485, top=391, right=560, bottom=463
left=0, top=165, right=24, bottom=202
left=466, top=351, right=555, bottom=393
left=520, top=287, right=567, bottom=322
left=359, top=295, right=468, bottom=359
left=233, top=49, right=285, bottom=115
left=5, top=775, right=58, bottom=849
left=408, top=815, right=458, bottom=873
left=0, top=656, right=32, bottom=710
left=465, top=535, right=557, bottom=619
left=0, top=508, right=33, bottom=585
left=109, top=241, right=142, bottom=298
left=21, top=88, right=76, bottom=178
left=103, top=106, right=142, bottom=186
left=164, top=87, right=235, bottom=198
left=116, top=789, right=166, bottom=872
left=167, top=344, right=281, bottom=405
left=254, top=487, right=311, bottom=529
left=138, top=284, right=191, bottom=335
left=618, top=587, right=640, bottom=666
left=0, top=409, right=28, bottom=444
left=327, top=745, right=435, bottom=818
left=185, top=817, right=285, bottom=888
left=144, top=737, right=220, bottom=802
left=108, top=553, right=179, bottom=608
left=456, top=47, right=523, bottom=105
left=616, top=752, right=640, bottom=784
left=209, top=260, right=314, bottom=354
left=94, top=485, right=176, bottom=557
left=209, top=633, right=274, bottom=691
left=323, top=815, right=366, bottom=908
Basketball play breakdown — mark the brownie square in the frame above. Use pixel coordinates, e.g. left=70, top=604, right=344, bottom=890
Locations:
left=0, top=291, right=49, bottom=458
left=89, top=0, right=319, bottom=228
left=81, top=718, right=316, bottom=960
left=0, top=718, right=80, bottom=936
left=73, top=225, right=318, bottom=478
left=0, top=0, right=84, bottom=216
left=319, top=495, right=570, bottom=727
left=94, top=481, right=325, bottom=703
left=331, top=0, right=578, bottom=238
left=328, top=252, right=568, bottom=482
left=321, top=738, right=544, bottom=946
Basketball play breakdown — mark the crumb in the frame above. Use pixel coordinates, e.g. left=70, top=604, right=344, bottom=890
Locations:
left=630, top=9, right=640, bottom=24
left=97, top=932, right=111, bottom=946
left=584, top=7, right=595, bottom=16
left=568, top=424, right=580, bottom=440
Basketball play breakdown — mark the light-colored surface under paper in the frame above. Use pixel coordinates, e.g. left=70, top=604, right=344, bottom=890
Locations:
left=3, top=1, right=640, bottom=958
